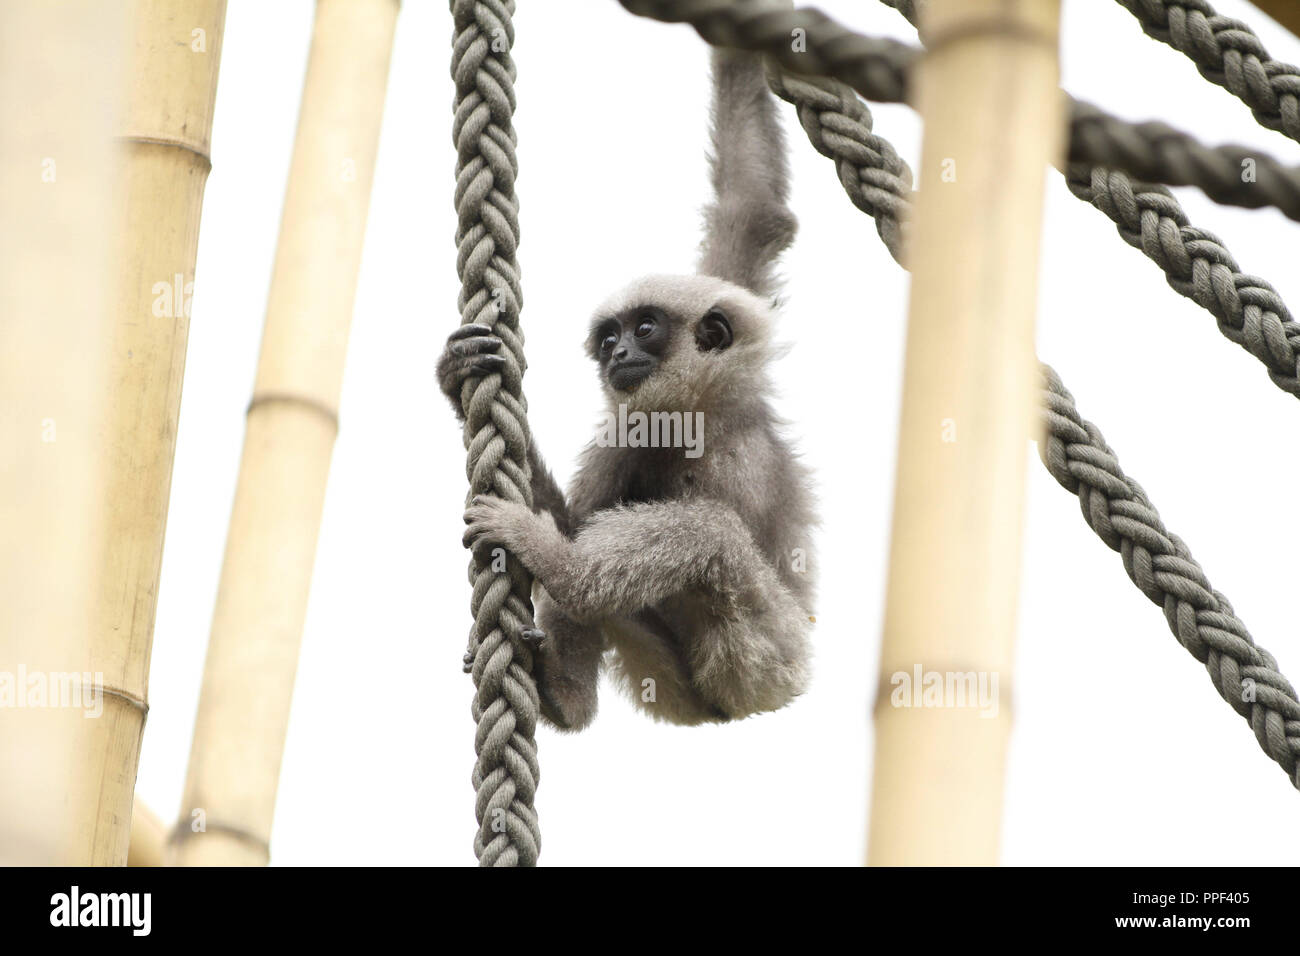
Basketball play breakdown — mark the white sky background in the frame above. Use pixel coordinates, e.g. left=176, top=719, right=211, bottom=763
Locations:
left=138, top=0, right=1300, bottom=866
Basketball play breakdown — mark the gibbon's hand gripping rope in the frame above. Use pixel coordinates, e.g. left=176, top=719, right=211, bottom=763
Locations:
left=438, top=0, right=1300, bottom=865
left=450, top=0, right=541, bottom=866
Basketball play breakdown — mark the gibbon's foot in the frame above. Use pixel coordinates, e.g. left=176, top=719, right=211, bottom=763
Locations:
left=519, top=626, right=547, bottom=650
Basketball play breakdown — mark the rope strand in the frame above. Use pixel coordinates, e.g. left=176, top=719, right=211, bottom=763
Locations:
left=752, top=6, right=1300, bottom=786
left=1115, top=0, right=1300, bottom=144
left=450, top=0, right=541, bottom=866
left=618, top=0, right=1300, bottom=223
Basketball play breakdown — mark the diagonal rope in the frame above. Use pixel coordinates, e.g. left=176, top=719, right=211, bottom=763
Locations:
left=1040, top=369, right=1300, bottom=787
left=763, top=65, right=912, bottom=265
left=766, top=47, right=1300, bottom=403
left=1065, top=164, right=1300, bottom=397
left=1114, top=0, right=1300, bottom=144
left=751, top=14, right=1300, bottom=786
left=618, top=0, right=1300, bottom=224
left=450, top=0, right=541, bottom=866
left=880, top=0, right=1300, bottom=400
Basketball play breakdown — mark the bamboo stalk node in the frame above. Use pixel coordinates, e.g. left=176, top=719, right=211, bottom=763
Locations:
left=168, top=820, right=271, bottom=856
left=919, top=16, right=1059, bottom=54
left=246, top=391, right=341, bottom=431
left=99, top=684, right=150, bottom=714
left=171, top=0, right=397, bottom=868
left=116, top=133, right=214, bottom=167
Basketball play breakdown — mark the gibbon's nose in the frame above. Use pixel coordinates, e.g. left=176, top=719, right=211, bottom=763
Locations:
left=613, top=345, right=628, bottom=362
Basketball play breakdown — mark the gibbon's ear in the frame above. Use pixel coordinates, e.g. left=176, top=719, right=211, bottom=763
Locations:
left=695, top=308, right=733, bottom=352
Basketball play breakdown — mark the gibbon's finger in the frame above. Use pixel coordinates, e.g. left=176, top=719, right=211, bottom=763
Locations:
left=465, top=354, right=506, bottom=373
left=462, top=497, right=500, bottom=524
left=448, top=322, right=495, bottom=341
left=463, top=531, right=501, bottom=565
left=442, top=355, right=507, bottom=391
left=448, top=335, right=502, bottom=357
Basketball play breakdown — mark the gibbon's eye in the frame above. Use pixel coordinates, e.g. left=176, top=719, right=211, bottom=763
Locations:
left=600, top=331, right=618, bottom=353
left=635, top=318, right=656, bottom=338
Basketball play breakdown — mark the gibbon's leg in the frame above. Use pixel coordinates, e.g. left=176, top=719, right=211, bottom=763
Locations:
left=600, top=611, right=727, bottom=725
left=464, top=496, right=812, bottom=719
left=531, top=587, right=606, bottom=731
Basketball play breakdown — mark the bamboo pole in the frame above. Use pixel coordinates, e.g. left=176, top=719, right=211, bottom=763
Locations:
left=0, top=0, right=225, bottom=866
left=0, top=0, right=124, bottom=866
left=169, top=0, right=399, bottom=867
left=88, top=0, right=226, bottom=868
left=128, top=801, right=166, bottom=866
left=1250, top=1, right=1300, bottom=40
left=82, top=0, right=228, bottom=868
left=867, top=0, right=1065, bottom=865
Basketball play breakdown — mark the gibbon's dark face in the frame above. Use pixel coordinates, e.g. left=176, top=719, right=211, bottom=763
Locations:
left=588, top=305, right=733, bottom=392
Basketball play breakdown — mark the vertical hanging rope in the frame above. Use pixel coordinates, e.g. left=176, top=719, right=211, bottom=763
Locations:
left=450, top=0, right=541, bottom=867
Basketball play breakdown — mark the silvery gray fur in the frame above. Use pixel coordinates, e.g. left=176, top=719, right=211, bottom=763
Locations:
left=439, top=49, right=816, bottom=730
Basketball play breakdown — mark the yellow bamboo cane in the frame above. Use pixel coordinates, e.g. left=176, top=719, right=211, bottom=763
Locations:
left=127, top=801, right=166, bottom=867
left=0, top=0, right=124, bottom=866
left=89, top=0, right=227, bottom=867
left=0, top=0, right=225, bottom=866
left=867, top=0, right=1065, bottom=865
left=170, top=0, right=400, bottom=867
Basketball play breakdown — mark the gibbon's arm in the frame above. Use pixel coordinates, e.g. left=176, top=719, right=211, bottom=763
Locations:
left=525, top=437, right=572, bottom=537
left=463, top=493, right=813, bottom=724
left=463, top=495, right=773, bottom=623
left=697, top=48, right=797, bottom=299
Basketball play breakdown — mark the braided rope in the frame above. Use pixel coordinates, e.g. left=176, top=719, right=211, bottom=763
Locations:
left=766, top=16, right=1300, bottom=402
left=1069, top=100, right=1300, bottom=221
left=1065, top=164, right=1300, bottom=398
left=620, top=0, right=915, bottom=98
left=1116, top=0, right=1300, bottom=144
left=618, top=0, right=1300, bottom=223
left=450, top=0, right=541, bottom=866
left=763, top=64, right=912, bottom=264
left=1040, top=369, right=1300, bottom=787
left=884, top=0, right=1300, bottom=401
left=752, top=27, right=1300, bottom=786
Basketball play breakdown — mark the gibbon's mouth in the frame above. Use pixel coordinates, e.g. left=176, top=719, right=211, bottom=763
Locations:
left=608, top=360, right=653, bottom=391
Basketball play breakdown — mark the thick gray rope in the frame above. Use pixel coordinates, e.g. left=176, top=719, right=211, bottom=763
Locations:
left=618, top=0, right=1300, bottom=224
left=763, top=64, right=912, bottom=265
left=450, top=0, right=541, bottom=867
left=1040, top=369, right=1300, bottom=788
left=767, top=22, right=1300, bottom=401
left=1065, top=164, right=1300, bottom=398
left=1115, top=0, right=1300, bottom=144
left=884, top=1, right=1300, bottom=399
left=753, top=26, right=1300, bottom=786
